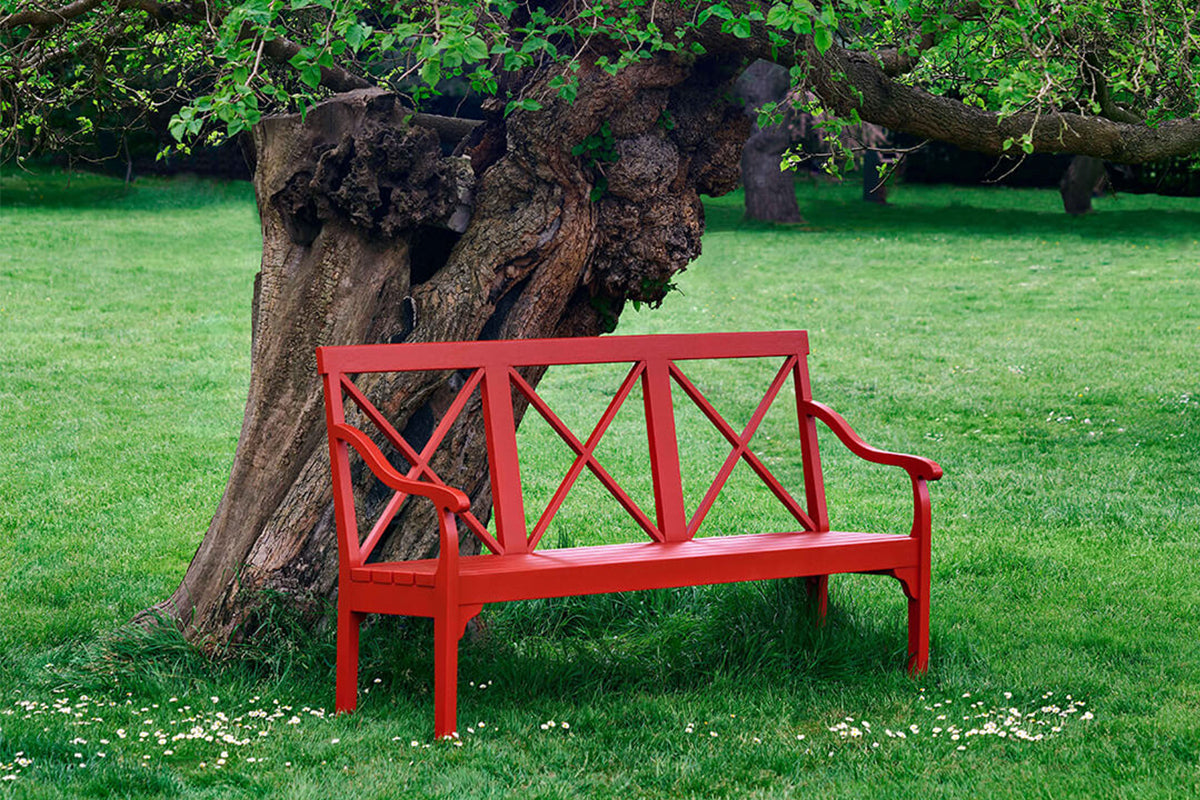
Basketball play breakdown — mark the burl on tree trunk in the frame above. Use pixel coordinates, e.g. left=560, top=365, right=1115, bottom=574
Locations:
left=156, top=56, right=750, bottom=646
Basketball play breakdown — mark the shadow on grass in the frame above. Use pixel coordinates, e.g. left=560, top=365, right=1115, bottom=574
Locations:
left=0, top=167, right=253, bottom=211
left=704, top=184, right=1200, bottom=243
left=368, top=579, right=949, bottom=710
left=34, top=579, right=979, bottom=735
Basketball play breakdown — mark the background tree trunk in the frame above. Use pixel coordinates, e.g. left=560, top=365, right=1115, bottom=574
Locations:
left=156, top=58, right=750, bottom=645
left=735, top=60, right=804, bottom=223
left=1060, top=155, right=1109, bottom=215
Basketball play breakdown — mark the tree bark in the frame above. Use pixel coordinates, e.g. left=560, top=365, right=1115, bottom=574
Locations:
left=156, top=58, right=750, bottom=645
left=735, top=60, right=803, bottom=223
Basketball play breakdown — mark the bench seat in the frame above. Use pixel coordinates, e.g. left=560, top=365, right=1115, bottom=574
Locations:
left=350, top=530, right=917, bottom=606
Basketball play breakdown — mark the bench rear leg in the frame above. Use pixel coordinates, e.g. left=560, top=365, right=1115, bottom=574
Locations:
left=806, top=575, right=829, bottom=625
left=906, top=571, right=930, bottom=674
left=336, top=606, right=365, bottom=713
left=891, top=567, right=929, bottom=674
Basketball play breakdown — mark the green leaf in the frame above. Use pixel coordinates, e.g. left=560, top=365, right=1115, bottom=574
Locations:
left=463, top=35, right=489, bottom=62
left=730, top=18, right=752, bottom=38
left=420, top=58, right=442, bottom=87
left=344, top=23, right=371, bottom=53
left=766, top=4, right=792, bottom=28
left=299, top=65, right=322, bottom=88
left=814, top=25, right=833, bottom=54
left=504, top=97, right=543, bottom=116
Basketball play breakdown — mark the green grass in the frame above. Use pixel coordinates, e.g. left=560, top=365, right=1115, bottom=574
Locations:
left=2, top=168, right=1199, bottom=798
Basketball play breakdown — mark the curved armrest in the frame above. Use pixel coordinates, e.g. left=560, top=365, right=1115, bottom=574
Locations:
left=331, top=423, right=471, bottom=512
left=804, top=401, right=943, bottom=481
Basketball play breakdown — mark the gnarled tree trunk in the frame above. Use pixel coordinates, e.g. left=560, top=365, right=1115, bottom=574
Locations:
left=156, top=56, right=750, bottom=645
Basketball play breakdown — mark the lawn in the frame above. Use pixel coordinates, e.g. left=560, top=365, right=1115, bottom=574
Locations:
left=1, top=168, right=1198, bottom=798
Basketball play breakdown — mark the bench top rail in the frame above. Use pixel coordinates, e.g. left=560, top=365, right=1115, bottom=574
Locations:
left=317, top=330, right=810, bottom=375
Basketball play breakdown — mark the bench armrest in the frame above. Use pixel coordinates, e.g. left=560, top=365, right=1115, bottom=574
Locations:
left=803, top=400, right=943, bottom=481
left=330, top=423, right=471, bottom=512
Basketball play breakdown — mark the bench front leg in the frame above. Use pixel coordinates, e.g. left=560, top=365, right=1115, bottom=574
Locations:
left=336, top=603, right=365, bottom=713
left=893, top=476, right=933, bottom=674
left=433, top=506, right=462, bottom=740
left=434, top=607, right=459, bottom=739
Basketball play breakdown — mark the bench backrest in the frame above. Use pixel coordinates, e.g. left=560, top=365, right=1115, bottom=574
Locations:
left=317, top=331, right=829, bottom=562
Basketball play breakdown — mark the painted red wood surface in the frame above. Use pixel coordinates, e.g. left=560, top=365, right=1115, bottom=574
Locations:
left=318, top=331, right=942, bottom=738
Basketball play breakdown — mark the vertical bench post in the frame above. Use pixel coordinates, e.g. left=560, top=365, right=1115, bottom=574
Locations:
left=481, top=364, right=528, bottom=554
left=642, top=359, right=688, bottom=541
left=794, top=353, right=831, bottom=621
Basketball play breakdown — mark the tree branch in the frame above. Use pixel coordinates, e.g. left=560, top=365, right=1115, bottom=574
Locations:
left=411, top=112, right=482, bottom=143
left=810, top=40, right=1200, bottom=163
left=258, top=33, right=371, bottom=93
left=1, top=0, right=106, bottom=30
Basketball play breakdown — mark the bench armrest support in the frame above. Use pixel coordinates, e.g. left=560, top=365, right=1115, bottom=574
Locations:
left=803, top=401, right=943, bottom=481
left=331, top=423, right=471, bottom=512
left=803, top=400, right=940, bottom=542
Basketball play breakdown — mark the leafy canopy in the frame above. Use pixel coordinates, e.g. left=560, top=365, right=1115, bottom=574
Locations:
left=2, top=1, right=1198, bottom=161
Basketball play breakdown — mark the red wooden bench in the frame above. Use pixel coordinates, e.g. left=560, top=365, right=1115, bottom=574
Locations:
left=317, top=331, right=942, bottom=738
